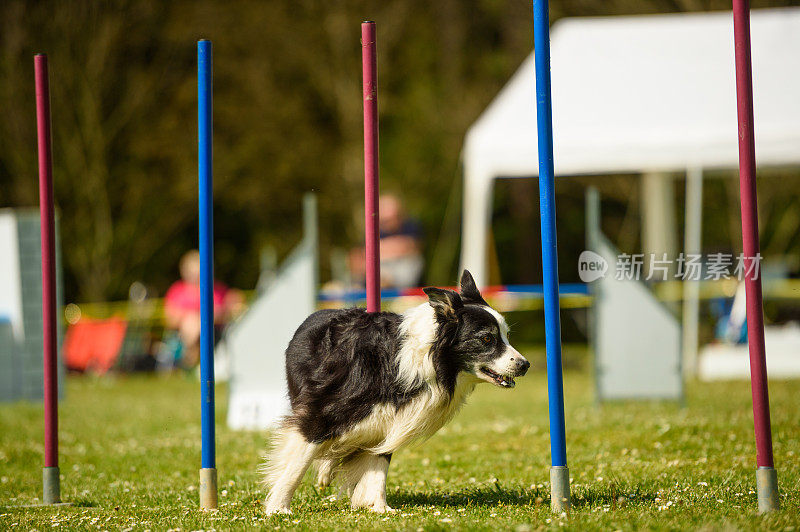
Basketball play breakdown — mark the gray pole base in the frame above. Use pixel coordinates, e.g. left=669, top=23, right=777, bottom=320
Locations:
left=756, top=467, right=779, bottom=513
left=43, top=466, right=61, bottom=504
left=550, top=466, right=571, bottom=513
left=199, top=467, right=218, bottom=510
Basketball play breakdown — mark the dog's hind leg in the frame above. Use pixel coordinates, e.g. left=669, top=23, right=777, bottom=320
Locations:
left=315, top=457, right=336, bottom=488
left=262, top=425, right=321, bottom=515
left=342, top=453, right=394, bottom=513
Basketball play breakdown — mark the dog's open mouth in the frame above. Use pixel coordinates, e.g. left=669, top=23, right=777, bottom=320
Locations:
left=480, top=367, right=515, bottom=388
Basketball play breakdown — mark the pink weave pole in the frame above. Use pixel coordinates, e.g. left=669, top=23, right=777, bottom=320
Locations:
left=35, top=53, right=61, bottom=504
left=731, top=0, right=779, bottom=513
left=362, top=21, right=380, bottom=313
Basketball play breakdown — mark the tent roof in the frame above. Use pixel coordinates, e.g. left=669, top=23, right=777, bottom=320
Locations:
left=463, top=8, right=800, bottom=179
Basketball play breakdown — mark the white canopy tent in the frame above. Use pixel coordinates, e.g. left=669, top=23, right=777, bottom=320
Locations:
left=460, top=7, right=800, bottom=288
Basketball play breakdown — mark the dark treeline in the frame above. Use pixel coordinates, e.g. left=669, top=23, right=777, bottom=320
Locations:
left=0, top=0, right=795, bottom=302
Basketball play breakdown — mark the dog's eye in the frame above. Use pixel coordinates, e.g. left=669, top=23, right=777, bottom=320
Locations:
left=481, top=334, right=493, bottom=345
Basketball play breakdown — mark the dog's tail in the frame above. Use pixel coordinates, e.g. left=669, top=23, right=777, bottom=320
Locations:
left=259, top=417, right=297, bottom=490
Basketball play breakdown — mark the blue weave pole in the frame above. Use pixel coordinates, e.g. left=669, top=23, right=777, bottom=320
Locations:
left=533, top=0, right=570, bottom=512
left=197, top=39, right=218, bottom=510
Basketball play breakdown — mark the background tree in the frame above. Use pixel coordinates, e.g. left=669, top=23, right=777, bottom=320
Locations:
left=0, top=0, right=796, bottom=302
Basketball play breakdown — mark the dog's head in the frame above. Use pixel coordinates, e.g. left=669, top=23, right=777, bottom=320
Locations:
left=423, top=270, right=530, bottom=388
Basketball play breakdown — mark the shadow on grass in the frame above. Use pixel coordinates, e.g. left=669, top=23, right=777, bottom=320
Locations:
left=389, top=481, right=658, bottom=510
left=0, top=498, right=95, bottom=511
left=571, top=483, right=659, bottom=508
left=391, top=485, right=540, bottom=509
left=68, top=497, right=97, bottom=508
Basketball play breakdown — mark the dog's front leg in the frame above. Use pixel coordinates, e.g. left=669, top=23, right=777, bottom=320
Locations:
left=349, top=453, right=394, bottom=513
left=264, top=426, right=320, bottom=515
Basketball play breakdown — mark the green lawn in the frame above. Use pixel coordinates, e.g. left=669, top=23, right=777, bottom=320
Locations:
left=1, top=354, right=798, bottom=530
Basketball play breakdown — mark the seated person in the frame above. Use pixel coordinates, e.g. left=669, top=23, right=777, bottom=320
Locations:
left=162, top=250, right=242, bottom=368
left=347, top=194, right=425, bottom=291
left=378, top=194, right=424, bottom=289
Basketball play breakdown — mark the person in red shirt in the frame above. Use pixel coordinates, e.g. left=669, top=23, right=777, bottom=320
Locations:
left=164, top=250, right=242, bottom=368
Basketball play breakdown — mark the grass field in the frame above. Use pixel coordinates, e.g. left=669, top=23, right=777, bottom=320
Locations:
left=1, top=351, right=798, bottom=530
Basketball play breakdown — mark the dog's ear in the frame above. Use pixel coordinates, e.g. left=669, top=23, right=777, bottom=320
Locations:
left=423, top=287, right=463, bottom=321
left=459, top=269, right=488, bottom=306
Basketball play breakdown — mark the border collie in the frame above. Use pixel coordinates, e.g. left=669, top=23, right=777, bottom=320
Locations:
left=263, top=270, right=530, bottom=514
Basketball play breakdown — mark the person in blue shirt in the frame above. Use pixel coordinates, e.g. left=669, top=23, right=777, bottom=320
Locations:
left=377, top=194, right=425, bottom=289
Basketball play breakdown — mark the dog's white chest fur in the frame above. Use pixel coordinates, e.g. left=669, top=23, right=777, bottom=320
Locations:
left=333, top=375, right=475, bottom=456
left=331, top=303, right=476, bottom=456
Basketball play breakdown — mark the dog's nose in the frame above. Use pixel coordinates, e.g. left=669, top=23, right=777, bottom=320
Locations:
left=515, top=358, right=530, bottom=376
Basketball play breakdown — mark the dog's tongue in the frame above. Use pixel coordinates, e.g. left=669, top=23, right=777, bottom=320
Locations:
left=493, top=371, right=515, bottom=388
left=482, top=367, right=515, bottom=388
left=498, top=376, right=515, bottom=388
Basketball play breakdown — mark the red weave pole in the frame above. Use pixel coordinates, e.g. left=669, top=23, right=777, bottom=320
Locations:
left=35, top=54, right=59, bottom=470
left=362, top=21, right=380, bottom=313
left=732, top=1, right=774, bottom=469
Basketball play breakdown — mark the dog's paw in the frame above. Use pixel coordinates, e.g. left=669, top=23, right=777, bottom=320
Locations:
left=264, top=504, right=292, bottom=516
left=370, top=503, right=395, bottom=514
left=315, top=460, right=335, bottom=488
left=351, top=500, right=395, bottom=513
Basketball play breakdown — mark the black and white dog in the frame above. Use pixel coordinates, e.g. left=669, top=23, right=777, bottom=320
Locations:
left=263, top=270, right=529, bottom=514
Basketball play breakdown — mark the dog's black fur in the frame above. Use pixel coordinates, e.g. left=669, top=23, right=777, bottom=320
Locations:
left=284, top=270, right=513, bottom=444
left=285, top=308, right=418, bottom=443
